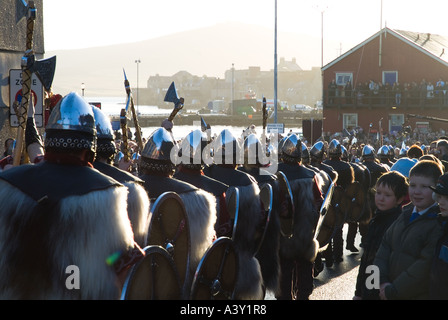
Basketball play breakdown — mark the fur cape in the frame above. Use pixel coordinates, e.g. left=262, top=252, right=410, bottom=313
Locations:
left=0, top=179, right=135, bottom=299
left=231, top=183, right=265, bottom=300
left=123, top=181, right=151, bottom=248
left=279, top=177, right=320, bottom=262
left=177, top=189, right=217, bottom=299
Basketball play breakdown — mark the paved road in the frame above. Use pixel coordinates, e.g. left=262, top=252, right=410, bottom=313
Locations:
left=266, top=224, right=363, bottom=300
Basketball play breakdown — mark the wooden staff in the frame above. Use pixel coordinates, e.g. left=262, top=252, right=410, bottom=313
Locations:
left=13, top=0, right=36, bottom=166
left=120, top=108, right=131, bottom=162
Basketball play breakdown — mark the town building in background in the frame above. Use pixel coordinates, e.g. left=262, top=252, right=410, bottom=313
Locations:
left=323, top=27, right=448, bottom=138
left=138, top=58, right=322, bottom=113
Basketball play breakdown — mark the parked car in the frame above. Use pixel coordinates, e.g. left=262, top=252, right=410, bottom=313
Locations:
left=289, top=104, right=314, bottom=113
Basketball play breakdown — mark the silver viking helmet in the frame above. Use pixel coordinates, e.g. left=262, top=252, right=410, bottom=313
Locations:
left=362, top=144, right=376, bottom=159
left=328, top=139, right=342, bottom=157
left=213, top=129, right=242, bottom=165
left=91, top=105, right=116, bottom=159
left=140, top=127, right=176, bottom=174
left=243, top=133, right=266, bottom=166
left=281, top=133, right=301, bottom=162
left=340, top=144, right=348, bottom=161
left=301, top=142, right=310, bottom=164
left=310, top=141, right=325, bottom=159
left=377, top=145, right=390, bottom=159
left=399, top=146, right=409, bottom=157
left=179, top=129, right=208, bottom=166
left=44, top=92, right=96, bottom=153
left=277, top=135, right=288, bottom=159
left=388, top=145, right=395, bottom=158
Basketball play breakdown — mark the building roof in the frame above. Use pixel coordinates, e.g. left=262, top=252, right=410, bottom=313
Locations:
left=278, top=57, right=303, bottom=72
left=322, top=27, right=448, bottom=71
left=0, top=0, right=44, bottom=53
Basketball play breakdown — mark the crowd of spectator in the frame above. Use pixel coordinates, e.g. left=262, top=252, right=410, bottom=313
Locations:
left=327, top=78, right=448, bottom=106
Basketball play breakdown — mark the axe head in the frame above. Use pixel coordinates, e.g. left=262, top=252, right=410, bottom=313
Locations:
left=164, top=82, right=181, bottom=106
left=200, top=116, right=208, bottom=132
left=22, top=54, right=57, bottom=92
left=16, top=0, right=36, bottom=23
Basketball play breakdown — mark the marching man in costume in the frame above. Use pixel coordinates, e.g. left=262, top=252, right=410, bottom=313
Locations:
left=173, top=129, right=232, bottom=238
left=0, top=92, right=144, bottom=299
left=91, top=106, right=151, bottom=248
left=276, top=133, right=323, bottom=300
left=203, top=129, right=265, bottom=299
left=139, top=127, right=217, bottom=299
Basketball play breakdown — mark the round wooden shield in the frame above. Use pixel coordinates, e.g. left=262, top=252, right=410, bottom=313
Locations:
left=190, top=237, right=238, bottom=300
left=121, top=245, right=181, bottom=300
left=276, top=171, right=295, bottom=238
left=316, top=185, right=346, bottom=247
left=147, top=192, right=191, bottom=288
left=345, top=181, right=366, bottom=222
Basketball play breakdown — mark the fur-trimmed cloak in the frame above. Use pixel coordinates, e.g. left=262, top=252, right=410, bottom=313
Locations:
left=0, top=165, right=135, bottom=299
left=141, top=174, right=217, bottom=299
left=93, top=161, right=150, bottom=247
left=203, top=165, right=265, bottom=299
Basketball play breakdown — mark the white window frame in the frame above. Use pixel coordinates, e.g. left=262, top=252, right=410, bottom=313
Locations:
left=335, top=73, right=353, bottom=86
left=382, top=71, right=398, bottom=85
left=343, top=113, right=358, bottom=130
left=389, top=113, right=404, bottom=132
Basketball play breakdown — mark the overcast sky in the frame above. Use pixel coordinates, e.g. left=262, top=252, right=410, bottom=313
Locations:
left=43, top=0, right=448, bottom=51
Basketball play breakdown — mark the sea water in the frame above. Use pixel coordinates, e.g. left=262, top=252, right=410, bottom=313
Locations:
left=86, top=96, right=301, bottom=141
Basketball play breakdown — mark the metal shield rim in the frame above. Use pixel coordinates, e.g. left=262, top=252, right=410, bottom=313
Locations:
left=315, top=180, right=335, bottom=241
left=276, top=171, right=295, bottom=238
left=120, top=245, right=182, bottom=300
left=190, top=236, right=238, bottom=300
left=225, top=187, right=240, bottom=240
left=147, top=191, right=191, bottom=289
left=254, top=183, right=273, bottom=256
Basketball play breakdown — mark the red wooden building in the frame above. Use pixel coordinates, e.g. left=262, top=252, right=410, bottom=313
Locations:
left=322, top=27, right=448, bottom=137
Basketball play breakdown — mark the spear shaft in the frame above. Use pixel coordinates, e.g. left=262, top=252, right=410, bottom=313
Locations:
left=123, top=69, right=144, bottom=151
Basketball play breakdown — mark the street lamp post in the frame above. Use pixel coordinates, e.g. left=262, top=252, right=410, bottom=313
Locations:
left=231, top=63, right=234, bottom=116
left=274, top=0, right=278, bottom=123
left=135, top=59, right=141, bottom=114
left=81, top=83, right=85, bottom=97
left=313, top=3, right=328, bottom=141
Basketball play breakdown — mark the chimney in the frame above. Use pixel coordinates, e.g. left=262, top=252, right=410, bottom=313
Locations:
left=427, top=33, right=431, bottom=41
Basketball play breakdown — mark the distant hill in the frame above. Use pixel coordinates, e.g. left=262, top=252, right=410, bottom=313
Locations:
left=45, top=22, right=335, bottom=97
